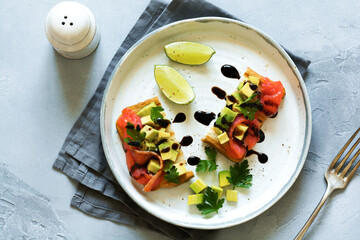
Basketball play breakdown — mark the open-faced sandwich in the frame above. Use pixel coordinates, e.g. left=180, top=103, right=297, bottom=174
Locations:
left=116, top=97, right=194, bottom=192
left=202, top=67, right=286, bottom=162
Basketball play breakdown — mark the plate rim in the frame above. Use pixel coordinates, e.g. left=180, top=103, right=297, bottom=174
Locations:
left=100, top=16, right=312, bottom=229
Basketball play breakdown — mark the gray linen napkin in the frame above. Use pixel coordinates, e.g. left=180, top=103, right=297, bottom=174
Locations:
left=53, top=0, right=311, bottom=239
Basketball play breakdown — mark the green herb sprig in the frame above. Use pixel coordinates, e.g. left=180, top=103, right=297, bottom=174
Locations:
left=227, top=160, right=253, bottom=189
left=196, top=147, right=217, bottom=173
left=124, top=122, right=146, bottom=147
left=196, top=187, right=225, bottom=215
left=150, top=106, right=164, bottom=124
left=238, top=93, right=262, bottom=120
left=164, top=161, right=180, bottom=183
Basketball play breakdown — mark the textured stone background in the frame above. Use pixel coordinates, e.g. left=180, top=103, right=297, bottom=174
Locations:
left=0, top=0, right=359, bottom=239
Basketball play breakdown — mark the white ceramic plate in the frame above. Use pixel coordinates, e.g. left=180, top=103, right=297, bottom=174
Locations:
left=100, top=17, right=311, bottom=229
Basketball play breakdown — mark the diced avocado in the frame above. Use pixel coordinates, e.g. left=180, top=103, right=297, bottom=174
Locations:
left=147, top=159, right=161, bottom=174
left=248, top=76, right=260, bottom=86
left=137, top=102, right=157, bottom=117
left=219, top=170, right=231, bottom=188
left=215, top=107, right=238, bottom=130
left=239, top=82, right=255, bottom=99
left=140, top=140, right=158, bottom=151
left=226, top=190, right=238, bottom=202
left=226, top=92, right=243, bottom=106
left=141, top=115, right=155, bottom=127
left=157, top=131, right=171, bottom=142
left=158, top=141, right=178, bottom=161
left=217, top=132, right=229, bottom=144
left=140, top=125, right=155, bottom=133
left=145, top=129, right=159, bottom=141
left=234, top=123, right=249, bottom=141
left=221, top=107, right=238, bottom=123
left=174, top=162, right=186, bottom=176
left=213, top=127, right=223, bottom=135
left=237, top=79, right=245, bottom=91
left=211, top=185, right=223, bottom=199
left=189, top=178, right=207, bottom=194
left=187, top=194, right=204, bottom=205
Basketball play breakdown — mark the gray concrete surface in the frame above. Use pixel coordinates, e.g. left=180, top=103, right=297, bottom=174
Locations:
left=1, top=0, right=359, bottom=239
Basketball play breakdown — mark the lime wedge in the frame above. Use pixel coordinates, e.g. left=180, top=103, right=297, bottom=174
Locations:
left=154, top=65, right=195, bottom=105
left=164, top=41, right=215, bottom=65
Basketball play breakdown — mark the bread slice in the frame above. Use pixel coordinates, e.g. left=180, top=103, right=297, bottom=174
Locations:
left=116, top=97, right=194, bottom=191
left=202, top=67, right=285, bottom=163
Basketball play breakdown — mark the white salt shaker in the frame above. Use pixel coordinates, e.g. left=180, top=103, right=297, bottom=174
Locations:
left=45, top=1, right=100, bottom=59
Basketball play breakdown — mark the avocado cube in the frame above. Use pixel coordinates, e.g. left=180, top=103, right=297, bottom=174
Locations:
left=140, top=125, right=155, bottom=133
left=157, top=131, right=171, bottom=142
left=248, top=76, right=260, bottom=86
left=145, top=129, right=159, bottom=141
left=219, top=170, right=231, bottom=187
left=234, top=123, right=249, bottom=141
left=237, top=79, right=245, bottom=91
left=137, top=102, right=157, bottom=117
left=187, top=194, right=204, bottom=205
left=215, top=117, right=229, bottom=131
left=170, top=149, right=179, bottom=161
left=221, top=107, right=238, bottom=123
left=211, top=185, right=223, bottom=199
left=226, top=190, right=238, bottom=202
left=174, top=163, right=186, bottom=176
left=226, top=92, right=243, bottom=106
left=147, top=159, right=161, bottom=174
left=158, top=141, right=173, bottom=161
left=189, top=178, right=207, bottom=194
left=217, top=132, right=229, bottom=144
left=213, top=127, right=223, bottom=135
left=239, top=82, right=255, bottom=99
left=141, top=140, right=158, bottom=151
left=141, top=115, right=155, bottom=127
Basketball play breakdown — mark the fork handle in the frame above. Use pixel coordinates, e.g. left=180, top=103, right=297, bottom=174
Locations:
left=294, top=185, right=334, bottom=240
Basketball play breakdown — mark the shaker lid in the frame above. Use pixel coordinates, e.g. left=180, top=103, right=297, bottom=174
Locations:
left=45, top=1, right=96, bottom=52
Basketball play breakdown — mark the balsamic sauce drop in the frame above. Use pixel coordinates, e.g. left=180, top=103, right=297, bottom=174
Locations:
left=270, top=112, right=278, bottom=118
left=157, top=118, right=171, bottom=128
left=173, top=113, right=186, bottom=123
left=258, top=130, right=265, bottom=143
left=180, top=136, right=193, bottom=147
left=246, top=150, right=268, bottom=164
left=160, top=147, right=170, bottom=153
left=187, top=156, right=201, bottom=166
left=221, top=64, right=240, bottom=79
left=211, top=86, right=226, bottom=99
left=194, top=111, right=216, bottom=126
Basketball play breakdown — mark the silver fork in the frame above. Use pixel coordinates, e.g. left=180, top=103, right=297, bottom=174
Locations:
left=295, top=127, right=360, bottom=240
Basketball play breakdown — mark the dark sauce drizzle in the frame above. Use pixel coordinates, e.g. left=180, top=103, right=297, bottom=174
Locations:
left=211, top=86, right=226, bottom=99
left=194, top=111, right=216, bottom=126
left=157, top=118, right=171, bottom=128
left=173, top=113, right=186, bottom=123
left=221, top=64, right=240, bottom=79
left=246, top=150, right=268, bottom=164
left=270, top=112, right=278, bottom=118
left=187, top=156, right=201, bottom=166
left=258, top=130, right=265, bottom=143
left=180, top=136, right=193, bottom=147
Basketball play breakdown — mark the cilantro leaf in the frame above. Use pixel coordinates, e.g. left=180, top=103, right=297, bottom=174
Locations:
left=196, top=147, right=217, bottom=173
left=196, top=160, right=209, bottom=172
left=124, top=122, right=146, bottom=146
left=238, top=93, right=262, bottom=120
left=164, top=165, right=180, bottom=183
left=227, top=160, right=253, bottom=189
left=196, top=187, right=225, bottom=215
left=150, top=106, right=164, bottom=124
left=163, top=161, right=174, bottom=172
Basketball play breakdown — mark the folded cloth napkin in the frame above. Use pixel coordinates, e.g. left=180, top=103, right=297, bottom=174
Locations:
left=53, top=0, right=311, bottom=239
